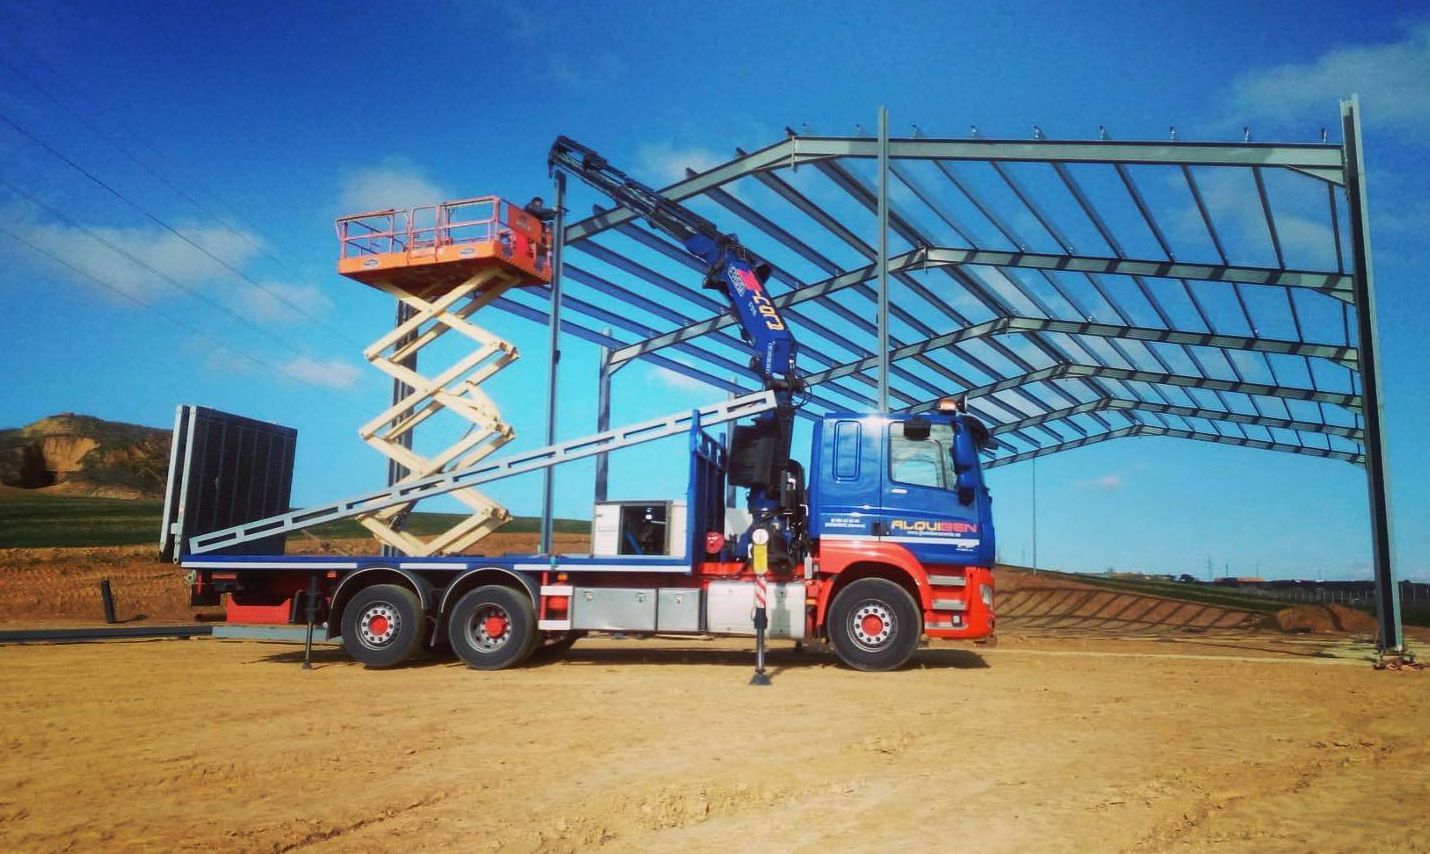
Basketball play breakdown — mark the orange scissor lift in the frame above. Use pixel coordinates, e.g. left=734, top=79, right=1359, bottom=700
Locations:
left=335, top=197, right=551, bottom=555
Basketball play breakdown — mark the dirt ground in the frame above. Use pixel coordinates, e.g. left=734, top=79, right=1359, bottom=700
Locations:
left=2, top=542, right=1428, bottom=852
left=1, top=633, right=1426, bottom=853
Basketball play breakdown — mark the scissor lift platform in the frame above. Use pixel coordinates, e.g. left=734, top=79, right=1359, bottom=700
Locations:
left=334, top=196, right=553, bottom=556
left=336, top=196, right=551, bottom=298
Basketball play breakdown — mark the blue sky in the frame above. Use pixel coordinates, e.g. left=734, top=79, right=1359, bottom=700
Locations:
left=0, top=0, right=1426, bottom=580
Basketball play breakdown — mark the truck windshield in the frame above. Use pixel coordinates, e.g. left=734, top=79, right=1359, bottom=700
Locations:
left=889, top=422, right=957, bottom=490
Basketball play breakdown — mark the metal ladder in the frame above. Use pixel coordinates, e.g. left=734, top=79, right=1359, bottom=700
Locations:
left=358, top=268, right=523, bottom=555
left=186, top=390, right=777, bottom=555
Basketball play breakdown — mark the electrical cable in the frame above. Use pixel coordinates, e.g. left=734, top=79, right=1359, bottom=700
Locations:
left=0, top=40, right=335, bottom=292
left=0, top=224, right=351, bottom=401
left=0, top=33, right=292, bottom=259
left=0, top=175, right=337, bottom=365
left=0, top=108, right=361, bottom=346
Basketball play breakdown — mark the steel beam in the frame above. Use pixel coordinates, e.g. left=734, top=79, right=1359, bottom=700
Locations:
left=1342, top=95, right=1401, bottom=652
left=985, top=427, right=1138, bottom=467
left=876, top=106, right=891, bottom=411
left=593, top=332, right=615, bottom=505
left=833, top=137, right=1345, bottom=171
left=802, top=316, right=1357, bottom=388
left=920, top=247, right=1351, bottom=299
left=1138, top=425, right=1362, bottom=463
left=539, top=173, right=566, bottom=555
left=990, top=397, right=1363, bottom=441
left=986, top=423, right=1362, bottom=469
left=563, top=137, right=797, bottom=242
left=903, top=363, right=1360, bottom=416
left=562, top=136, right=1346, bottom=244
left=607, top=245, right=1354, bottom=366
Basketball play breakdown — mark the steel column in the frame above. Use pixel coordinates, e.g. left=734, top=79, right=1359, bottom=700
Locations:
left=876, top=106, right=890, bottom=412
left=594, top=328, right=614, bottom=505
left=540, top=173, right=566, bottom=555
left=1341, top=95, right=1401, bottom=652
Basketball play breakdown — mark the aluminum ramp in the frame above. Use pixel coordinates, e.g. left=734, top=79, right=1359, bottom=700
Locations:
left=186, top=390, right=777, bottom=555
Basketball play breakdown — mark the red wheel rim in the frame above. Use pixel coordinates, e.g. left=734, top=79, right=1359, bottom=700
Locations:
left=861, top=613, right=884, bottom=637
left=483, top=614, right=508, bottom=639
left=468, top=604, right=514, bottom=652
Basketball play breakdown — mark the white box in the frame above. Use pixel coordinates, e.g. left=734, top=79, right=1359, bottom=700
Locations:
left=704, top=580, right=806, bottom=639
left=591, top=500, right=687, bottom=557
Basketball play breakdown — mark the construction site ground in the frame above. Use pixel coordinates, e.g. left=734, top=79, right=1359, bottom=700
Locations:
left=2, top=542, right=1427, bottom=852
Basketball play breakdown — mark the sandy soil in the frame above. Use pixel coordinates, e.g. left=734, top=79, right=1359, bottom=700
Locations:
left=2, top=543, right=1426, bottom=850
left=0, top=633, right=1425, bottom=853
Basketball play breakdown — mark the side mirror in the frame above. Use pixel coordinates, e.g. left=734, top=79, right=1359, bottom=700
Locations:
left=952, top=419, right=980, bottom=506
left=964, top=415, right=999, bottom=451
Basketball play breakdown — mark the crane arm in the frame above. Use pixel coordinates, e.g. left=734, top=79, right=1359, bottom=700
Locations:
left=549, top=136, right=800, bottom=392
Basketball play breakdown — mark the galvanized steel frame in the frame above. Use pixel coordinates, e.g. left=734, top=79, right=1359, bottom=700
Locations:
left=514, top=98, right=1398, bottom=650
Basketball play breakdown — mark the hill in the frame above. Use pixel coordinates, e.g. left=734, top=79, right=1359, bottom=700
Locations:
left=0, top=413, right=170, bottom=499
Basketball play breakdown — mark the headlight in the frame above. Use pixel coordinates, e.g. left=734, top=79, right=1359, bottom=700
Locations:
left=980, top=583, right=994, bottom=609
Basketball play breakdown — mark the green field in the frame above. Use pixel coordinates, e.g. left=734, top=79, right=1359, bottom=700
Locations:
left=0, top=491, right=587, bottom=549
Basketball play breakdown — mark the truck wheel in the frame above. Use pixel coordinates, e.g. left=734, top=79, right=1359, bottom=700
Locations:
left=341, top=584, right=425, bottom=668
left=828, top=578, right=921, bottom=671
left=448, top=585, right=539, bottom=670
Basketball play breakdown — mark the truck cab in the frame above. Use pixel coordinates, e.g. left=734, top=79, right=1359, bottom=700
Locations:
left=810, top=410, right=993, bottom=567
left=803, top=406, right=997, bottom=659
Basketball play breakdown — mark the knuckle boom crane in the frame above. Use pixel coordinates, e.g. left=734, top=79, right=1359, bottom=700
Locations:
left=549, top=137, right=809, bottom=572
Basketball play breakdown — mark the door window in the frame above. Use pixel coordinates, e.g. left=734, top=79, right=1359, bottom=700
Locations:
left=889, top=423, right=955, bottom=490
left=833, top=421, right=861, bottom=481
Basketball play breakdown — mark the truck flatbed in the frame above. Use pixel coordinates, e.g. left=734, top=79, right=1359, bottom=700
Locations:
left=180, top=553, right=693, bottom=574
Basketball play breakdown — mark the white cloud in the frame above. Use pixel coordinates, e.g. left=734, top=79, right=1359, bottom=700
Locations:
left=337, top=158, right=447, bottom=213
left=1170, top=168, right=1338, bottom=269
left=1076, top=473, right=1124, bottom=492
left=544, top=52, right=626, bottom=90
left=199, top=346, right=359, bottom=390
left=201, top=345, right=249, bottom=375
left=634, top=143, right=724, bottom=186
left=1229, top=20, right=1430, bottom=132
left=8, top=205, right=262, bottom=302
left=280, top=356, right=362, bottom=389
left=4, top=203, right=336, bottom=328
left=651, top=365, right=711, bottom=392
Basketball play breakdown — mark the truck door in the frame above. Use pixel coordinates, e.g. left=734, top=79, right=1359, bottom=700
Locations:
left=875, top=419, right=985, bottom=565
left=812, top=417, right=882, bottom=541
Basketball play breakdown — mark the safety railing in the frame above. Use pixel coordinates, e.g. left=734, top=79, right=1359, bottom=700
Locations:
left=336, top=196, right=548, bottom=262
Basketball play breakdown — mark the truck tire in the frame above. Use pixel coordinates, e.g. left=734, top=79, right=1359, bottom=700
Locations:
left=828, top=578, right=921, bottom=671
left=341, top=583, right=425, bottom=668
left=448, top=585, right=539, bottom=670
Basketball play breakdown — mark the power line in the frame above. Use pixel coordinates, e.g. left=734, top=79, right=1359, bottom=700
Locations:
left=0, top=57, right=279, bottom=265
left=0, top=35, right=305, bottom=268
left=0, top=107, right=362, bottom=346
left=0, top=224, right=351, bottom=399
left=0, top=175, right=333, bottom=365
left=0, top=46, right=330, bottom=296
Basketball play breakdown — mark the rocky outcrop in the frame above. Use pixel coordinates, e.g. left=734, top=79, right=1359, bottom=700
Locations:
left=0, top=414, right=170, bottom=499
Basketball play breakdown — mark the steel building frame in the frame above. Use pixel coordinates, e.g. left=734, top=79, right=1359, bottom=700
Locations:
left=509, top=97, right=1400, bottom=651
